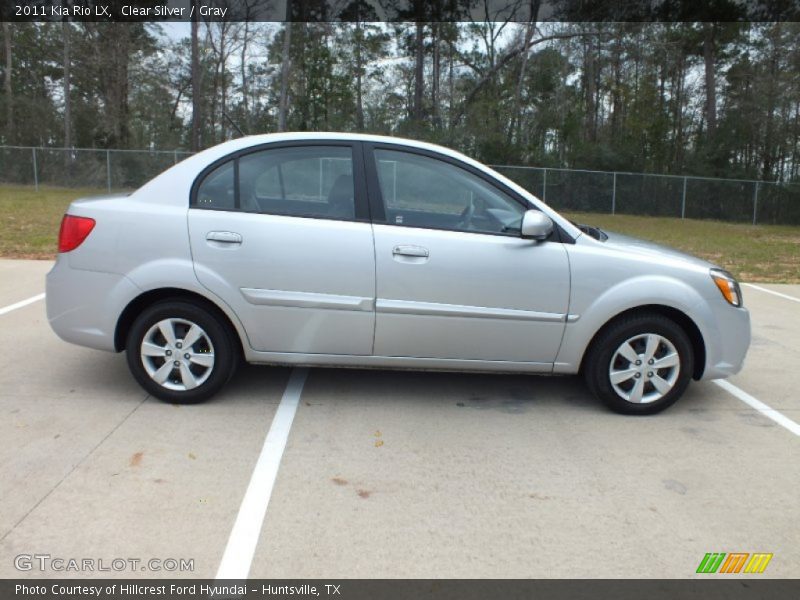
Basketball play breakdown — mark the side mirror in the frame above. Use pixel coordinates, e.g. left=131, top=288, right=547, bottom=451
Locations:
left=520, top=210, right=554, bottom=241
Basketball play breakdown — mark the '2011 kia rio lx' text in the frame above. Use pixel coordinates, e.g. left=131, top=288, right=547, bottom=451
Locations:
left=46, top=133, right=750, bottom=414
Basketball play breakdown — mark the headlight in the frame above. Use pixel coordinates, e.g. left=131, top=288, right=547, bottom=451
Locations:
left=710, top=269, right=742, bottom=307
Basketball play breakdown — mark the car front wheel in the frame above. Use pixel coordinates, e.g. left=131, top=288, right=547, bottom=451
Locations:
left=125, top=300, right=237, bottom=403
left=584, top=313, right=694, bottom=415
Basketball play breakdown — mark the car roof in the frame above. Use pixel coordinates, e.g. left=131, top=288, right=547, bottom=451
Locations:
left=195, top=132, right=477, bottom=165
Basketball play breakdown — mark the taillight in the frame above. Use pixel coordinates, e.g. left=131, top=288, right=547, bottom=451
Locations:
left=58, top=215, right=96, bottom=253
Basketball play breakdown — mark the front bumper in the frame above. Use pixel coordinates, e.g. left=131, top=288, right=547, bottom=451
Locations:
left=700, top=304, right=751, bottom=380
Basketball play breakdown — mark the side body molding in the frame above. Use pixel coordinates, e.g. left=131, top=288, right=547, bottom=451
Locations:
left=376, top=299, right=565, bottom=322
left=240, top=288, right=373, bottom=312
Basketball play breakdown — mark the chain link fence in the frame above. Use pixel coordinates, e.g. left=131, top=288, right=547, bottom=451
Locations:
left=493, top=165, right=800, bottom=225
left=0, top=145, right=193, bottom=192
left=0, top=146, right=798, bottom=225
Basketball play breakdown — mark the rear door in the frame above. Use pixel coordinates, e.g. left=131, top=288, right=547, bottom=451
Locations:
left=188, top=141, right=376, bottom=355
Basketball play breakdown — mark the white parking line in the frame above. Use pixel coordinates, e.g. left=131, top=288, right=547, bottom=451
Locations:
left=714, top=379, right=800, bottom=437
left=0, top=293, right=45, bottom=316
left=215, top=367, right=309, bottom=580
left=743, top=283, right=800, bottom=304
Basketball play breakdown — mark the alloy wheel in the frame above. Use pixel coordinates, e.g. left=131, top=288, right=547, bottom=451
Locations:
left=139, top=318, right=215, bottom=392
left=608, top=333, right=680, bottom=404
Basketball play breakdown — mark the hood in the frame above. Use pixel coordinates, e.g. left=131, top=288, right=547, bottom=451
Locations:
left=599, top=229, right=716, bottom=271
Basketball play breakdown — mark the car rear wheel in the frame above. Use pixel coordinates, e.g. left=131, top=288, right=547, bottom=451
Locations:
left=125, top=301, right=237, bottom=403
left=584, top=313, right=694, bottom=415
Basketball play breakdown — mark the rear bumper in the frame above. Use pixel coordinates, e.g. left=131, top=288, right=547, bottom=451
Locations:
left=46, top=256, right=141, bottom=352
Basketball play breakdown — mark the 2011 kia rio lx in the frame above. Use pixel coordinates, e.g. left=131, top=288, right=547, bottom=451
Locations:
left=45, top=133, right=750, bottom=414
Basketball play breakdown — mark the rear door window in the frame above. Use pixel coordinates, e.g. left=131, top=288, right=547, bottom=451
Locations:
left=239, top=146, right=355, bottom=220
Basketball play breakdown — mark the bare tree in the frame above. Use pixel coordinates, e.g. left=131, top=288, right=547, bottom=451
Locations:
left=206, top=20, right=240, bottom=142
left=191, top=0, right=202, bottom=150
left=507, top=1, right=542, bottom=144
left=2, top=22, right=13, bottom=142
left=236, top=0, right=260, bottom=134
left=278, top=23, right=292, bottom=132
left=413, top=22, right=424, bottom=123
left=82, top=22, right=134, bottom=147
left=63, top=22, right=72, bottom=150
left=583, top=31, right=597, bottom=143
left=703, top=23, right=717, bottom=139
left=354, top=20, right=364, bottom=130
left=431, top=22, right=440, bottom=128
left=240, top=20, right=250, bottom=131
left=450, top=31, right=599, bottom=130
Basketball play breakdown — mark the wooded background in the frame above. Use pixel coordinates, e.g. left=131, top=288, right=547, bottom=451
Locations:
left=1, top=18, right=799, bottom=182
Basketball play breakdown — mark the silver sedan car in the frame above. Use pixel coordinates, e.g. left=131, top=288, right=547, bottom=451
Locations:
left=46, top=133, right=750, bottom=414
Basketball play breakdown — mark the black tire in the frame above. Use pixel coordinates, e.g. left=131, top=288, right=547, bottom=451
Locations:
left=583, top=313, right=694, bottom=415
left=125, top=300, right=238, bottom=404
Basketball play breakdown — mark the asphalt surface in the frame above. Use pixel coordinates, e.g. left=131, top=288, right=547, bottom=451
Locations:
left=0, top=259, right=797, bottom=579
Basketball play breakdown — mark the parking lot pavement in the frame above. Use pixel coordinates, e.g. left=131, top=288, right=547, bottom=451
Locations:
left=250, top=370, right=799, bottom=579
left=745, top=282, right=800, bottom=299
left=0, top=260, right=50, bottom=307
left=0, top=297, right=293, bottom=579
left=0, top=258, right=797, bottom=579
left=728, top=284, right=800, bottom=414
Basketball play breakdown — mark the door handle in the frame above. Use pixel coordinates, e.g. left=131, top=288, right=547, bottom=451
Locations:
left=206, top=231, right=242, bottom=244
left=392, top=245, right=429, bottom=258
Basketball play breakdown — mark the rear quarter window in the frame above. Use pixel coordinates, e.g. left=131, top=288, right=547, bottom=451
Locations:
left=195, top=161, right=235, bottom=209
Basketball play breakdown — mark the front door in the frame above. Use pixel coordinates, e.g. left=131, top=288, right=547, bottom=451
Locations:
left=366, top=146, right=570, bottom=365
